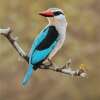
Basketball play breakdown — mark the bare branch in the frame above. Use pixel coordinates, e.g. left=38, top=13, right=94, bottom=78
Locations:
left=0, top=28, right=28, bottom=61
left=0, top=28, right=87, bottom=78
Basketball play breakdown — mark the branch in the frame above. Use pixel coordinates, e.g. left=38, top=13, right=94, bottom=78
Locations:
left=0, top=28, right=87, bottom=78
left=0, top=28, right=28, bottom=61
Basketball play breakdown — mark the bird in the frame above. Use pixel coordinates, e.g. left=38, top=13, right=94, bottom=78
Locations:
left=22, top=8, right=67, bottom=86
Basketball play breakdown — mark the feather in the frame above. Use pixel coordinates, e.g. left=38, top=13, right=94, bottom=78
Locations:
left=21, top=64, right=33, bottom=86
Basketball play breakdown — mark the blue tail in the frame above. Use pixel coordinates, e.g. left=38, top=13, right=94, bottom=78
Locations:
left=21, top=64, right=33, bottom=86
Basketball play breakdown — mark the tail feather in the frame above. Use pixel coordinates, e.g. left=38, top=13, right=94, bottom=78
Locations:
left=21, top=64, right=33, bottom=86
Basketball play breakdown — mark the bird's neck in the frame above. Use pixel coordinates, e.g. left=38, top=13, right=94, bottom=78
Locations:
left=48, top=18, right=67, bottom=34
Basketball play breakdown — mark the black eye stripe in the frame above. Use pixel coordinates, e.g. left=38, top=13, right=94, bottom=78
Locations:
left=53, top=11, right=64, bottom=16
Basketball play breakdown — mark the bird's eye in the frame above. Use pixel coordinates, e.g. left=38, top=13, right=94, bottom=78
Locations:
left=53, top=11, right=64, bottom=16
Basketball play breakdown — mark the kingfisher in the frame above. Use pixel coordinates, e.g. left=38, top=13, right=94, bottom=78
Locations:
left=22, top=8, right=67, bottom=85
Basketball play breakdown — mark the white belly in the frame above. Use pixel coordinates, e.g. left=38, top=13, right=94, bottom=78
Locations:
left=48, top=21, right=67, bottom=59
left=48, top=32, right=66, bottom=59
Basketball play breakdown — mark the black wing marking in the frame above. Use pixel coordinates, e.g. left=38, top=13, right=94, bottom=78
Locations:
left=36, top=26, right=59, bottom=50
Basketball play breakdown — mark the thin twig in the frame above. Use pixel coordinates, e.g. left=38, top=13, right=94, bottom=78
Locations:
left=0, top=28, right=87, bottom=78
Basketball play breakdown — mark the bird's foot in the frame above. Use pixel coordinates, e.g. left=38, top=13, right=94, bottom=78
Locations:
left=43, top=58, right=53, bottom=66
left=47, top=58, right=54, bottom=66
left=40, top=59, right=54, bottom=69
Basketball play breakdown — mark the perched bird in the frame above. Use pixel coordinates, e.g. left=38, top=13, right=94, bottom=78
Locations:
left=22, top=8, right=67, bottom=85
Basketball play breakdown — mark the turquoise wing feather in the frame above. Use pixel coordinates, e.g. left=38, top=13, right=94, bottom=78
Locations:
left=22, top=26, right=50, bottom=86
left=28, top=25, right=49, bottom=58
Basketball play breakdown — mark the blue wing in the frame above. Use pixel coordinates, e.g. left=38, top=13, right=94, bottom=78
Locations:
left=29, top=25, right=59, bottom=65
left=28, top=25, right=49, bottom=58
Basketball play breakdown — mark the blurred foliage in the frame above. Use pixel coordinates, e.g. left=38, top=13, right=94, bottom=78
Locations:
left=0, top=0, right=100, bottom=100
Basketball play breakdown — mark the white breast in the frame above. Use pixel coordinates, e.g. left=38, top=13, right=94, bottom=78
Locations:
left=48, top=24, right=67, bottom=59
left=56, top=24, right=66, bottom=50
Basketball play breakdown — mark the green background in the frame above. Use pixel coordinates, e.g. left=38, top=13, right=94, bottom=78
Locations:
left=0, top=0, right=100, bottom=100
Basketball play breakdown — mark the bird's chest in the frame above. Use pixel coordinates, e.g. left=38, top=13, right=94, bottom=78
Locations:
left=57, top=33, right=66, bottom=49
left=55, top=25, right=66, bottom=45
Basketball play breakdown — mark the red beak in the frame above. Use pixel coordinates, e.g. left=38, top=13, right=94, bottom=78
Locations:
left=39, top=9, right=54, bottom=17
